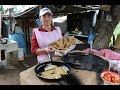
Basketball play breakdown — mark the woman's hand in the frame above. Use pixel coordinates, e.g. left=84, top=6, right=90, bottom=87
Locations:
left=44, top=46, right=54, bottom=54
left=35, top=46, right=54, bottom=55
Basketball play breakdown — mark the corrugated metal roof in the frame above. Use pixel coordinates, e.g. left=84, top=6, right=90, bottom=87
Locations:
left=2, top=5, right=39, bottom=18
left=14, top=5, right=39, bottom=18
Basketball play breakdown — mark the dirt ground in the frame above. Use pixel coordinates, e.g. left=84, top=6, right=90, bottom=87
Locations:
left=0, top=55, right=37, bottom=85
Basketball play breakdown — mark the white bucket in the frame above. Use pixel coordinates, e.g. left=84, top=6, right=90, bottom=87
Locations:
left=18, top=48, right=24, bottom=61
left=1, top=60, right=7, bottom=66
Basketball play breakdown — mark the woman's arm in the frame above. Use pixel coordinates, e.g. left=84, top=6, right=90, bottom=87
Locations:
left=31, top=30, right=54, bottom=56
left=31, top=31, right=40, bottom=55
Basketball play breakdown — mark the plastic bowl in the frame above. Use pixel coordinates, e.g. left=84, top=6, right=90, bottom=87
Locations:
left=100, top=71, right=120, bottom=85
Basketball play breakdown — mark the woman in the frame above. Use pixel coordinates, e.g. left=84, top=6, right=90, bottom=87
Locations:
left=31, top=7, right=63, bottom=63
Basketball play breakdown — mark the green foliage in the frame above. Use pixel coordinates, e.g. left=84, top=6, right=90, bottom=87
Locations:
left=110, top=21, right=120, bottom=46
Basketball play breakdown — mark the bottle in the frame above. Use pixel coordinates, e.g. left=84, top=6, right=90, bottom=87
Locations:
left=75, top=27, right=79, bottom=34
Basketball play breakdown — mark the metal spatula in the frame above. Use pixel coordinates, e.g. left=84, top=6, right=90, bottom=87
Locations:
left=88, top=29, right=95, bottom=54
left=48, top=53, right=53, bottom=61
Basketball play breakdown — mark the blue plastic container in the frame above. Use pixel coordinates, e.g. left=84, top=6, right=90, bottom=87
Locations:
left=8, top=33, right=27, bottom=56
left=36, top=19, right=41, bottom=27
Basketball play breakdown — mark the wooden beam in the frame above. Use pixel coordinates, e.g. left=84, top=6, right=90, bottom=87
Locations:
left=0, top=12, right=1, bottom=36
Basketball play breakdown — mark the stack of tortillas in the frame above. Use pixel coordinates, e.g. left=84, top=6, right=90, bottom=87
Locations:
left=51, top=36, right=82, bottom=50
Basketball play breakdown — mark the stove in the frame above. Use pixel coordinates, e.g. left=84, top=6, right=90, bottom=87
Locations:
left=62, top=52, right=109, bottom=73
left=52, top=51, right=108, bottom=85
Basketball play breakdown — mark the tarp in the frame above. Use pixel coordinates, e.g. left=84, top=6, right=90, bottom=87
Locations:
left=8, top=33, right=27, bottom=55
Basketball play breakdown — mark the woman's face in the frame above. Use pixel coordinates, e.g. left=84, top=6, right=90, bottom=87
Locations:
left=40, top=13, right=52, bottom=26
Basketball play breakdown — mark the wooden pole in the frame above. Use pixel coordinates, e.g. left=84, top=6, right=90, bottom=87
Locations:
left=0, top=12, right=1, bottom=37
left=0, top=12, right=1, bottom=63
left=9, top=8, right=12, bottom=34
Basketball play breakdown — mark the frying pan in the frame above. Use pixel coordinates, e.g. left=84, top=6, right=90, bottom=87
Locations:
left=35, top=61, right=71, bottom=82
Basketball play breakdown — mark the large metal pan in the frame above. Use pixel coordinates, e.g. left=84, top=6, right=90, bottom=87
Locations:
left=35, top=61, right=71, bottom=82
left=62, top=51, right=109, bottom=73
